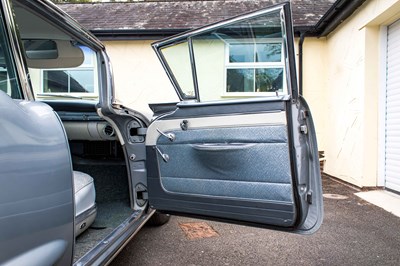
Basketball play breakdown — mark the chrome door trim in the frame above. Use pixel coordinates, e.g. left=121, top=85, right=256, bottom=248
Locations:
left=1, top=0, right=33, bottom=100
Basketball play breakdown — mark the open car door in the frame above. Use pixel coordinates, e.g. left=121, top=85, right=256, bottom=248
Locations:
left=0, top=1, right=74, bottom=264
left=147, top=3, right=323, bottom=234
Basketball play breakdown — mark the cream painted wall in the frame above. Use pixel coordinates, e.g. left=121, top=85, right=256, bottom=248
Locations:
left=322, top=0, right=400, bottom=187
left=29, top=68, right=41, bottom=94
left=161, top=41, right=195, bottom=97
left=297, top=38, right=328, bottom=152
left=103, top=40, right=179, bottom=119
left=193, top=39, right=226, bottom=101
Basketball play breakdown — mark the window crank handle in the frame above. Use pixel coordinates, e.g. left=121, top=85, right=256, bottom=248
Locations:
left=155, top=146, right=170, bottom=162
left=157, top=128, right=175, bottom=142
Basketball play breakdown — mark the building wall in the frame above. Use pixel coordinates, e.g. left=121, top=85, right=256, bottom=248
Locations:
left=299, top=38, right=328, bottom=152
left=322, top=0, right=400, bottom=187
left=103, top=40, right=179, bottom=119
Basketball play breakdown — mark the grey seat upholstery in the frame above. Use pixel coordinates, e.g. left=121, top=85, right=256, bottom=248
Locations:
left=73, top=171, right=97, bottom=237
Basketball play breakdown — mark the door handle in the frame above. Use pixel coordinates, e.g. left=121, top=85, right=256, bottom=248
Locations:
left=191, top=143, right=255, bottom=151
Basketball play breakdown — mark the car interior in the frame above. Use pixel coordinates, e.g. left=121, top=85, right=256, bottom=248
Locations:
left=12, top=1, right=148, bottom=262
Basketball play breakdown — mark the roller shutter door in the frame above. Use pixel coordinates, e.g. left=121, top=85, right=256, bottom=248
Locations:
left=385, top=20, right=400, bottom=192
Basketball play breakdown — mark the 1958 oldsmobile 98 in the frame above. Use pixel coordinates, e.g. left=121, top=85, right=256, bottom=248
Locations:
left=0, top=0, right=323, bottom=265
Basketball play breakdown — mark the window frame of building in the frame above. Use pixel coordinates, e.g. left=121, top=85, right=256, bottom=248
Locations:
left=40, top=46, right=98, bottom=97
left=223, top=38, right=286, bottom=97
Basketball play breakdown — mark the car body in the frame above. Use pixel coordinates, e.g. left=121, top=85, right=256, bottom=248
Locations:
left=0, top=0, right=323, bottom=265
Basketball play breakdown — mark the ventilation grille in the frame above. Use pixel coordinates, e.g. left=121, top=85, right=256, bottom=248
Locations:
left=104, top=124, right=115, bottom=137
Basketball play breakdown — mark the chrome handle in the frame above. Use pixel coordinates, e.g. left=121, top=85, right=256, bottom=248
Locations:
left=157, top=128, right=175, bottom=142
left=155, top=146, right=170, bottom=163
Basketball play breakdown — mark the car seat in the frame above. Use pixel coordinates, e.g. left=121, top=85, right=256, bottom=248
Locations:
left=73, top=171, right=97, bottom=237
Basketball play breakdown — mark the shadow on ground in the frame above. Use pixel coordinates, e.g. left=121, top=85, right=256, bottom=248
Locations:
left=110, top=175, right=400, bottom=266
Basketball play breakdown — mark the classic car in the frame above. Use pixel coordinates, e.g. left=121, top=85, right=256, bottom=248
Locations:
left=0, top=0, right=323, bottom=265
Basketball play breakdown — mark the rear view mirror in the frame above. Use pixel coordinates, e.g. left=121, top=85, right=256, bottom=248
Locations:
left=24, top=40, right=84, bottom=68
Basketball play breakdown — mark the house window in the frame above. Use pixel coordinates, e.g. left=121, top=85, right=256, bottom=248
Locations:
left=226, top=41, right=285, bottom=95
left=41, top=46, right=97, bottom=95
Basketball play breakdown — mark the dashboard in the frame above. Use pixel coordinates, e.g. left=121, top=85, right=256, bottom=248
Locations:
left=43, top=100, right=116, bottom=141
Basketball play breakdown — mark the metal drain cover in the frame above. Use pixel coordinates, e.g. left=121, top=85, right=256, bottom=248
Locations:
left=179, top=222, right=219, bottom=240
left=323, top=193, right=349, bottom=200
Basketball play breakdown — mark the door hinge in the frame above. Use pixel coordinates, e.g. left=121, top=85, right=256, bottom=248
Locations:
left=136, top=183, right=148, bottom=207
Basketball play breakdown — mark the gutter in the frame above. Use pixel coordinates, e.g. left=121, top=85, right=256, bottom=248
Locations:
left=314, top=0, right=367, bottom=37
left=91, top=29, right=191, bottom=41
left=298, top=32, right=306, bottom=96
left=93, top=26, right=313, bottom=40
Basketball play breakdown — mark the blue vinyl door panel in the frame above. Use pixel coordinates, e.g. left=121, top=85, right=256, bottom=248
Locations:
left=147, top=100, right=298, bottom=228
left=146, top=97, right=323, bottom=233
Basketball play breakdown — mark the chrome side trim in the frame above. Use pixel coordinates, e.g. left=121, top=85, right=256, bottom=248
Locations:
left=74, top=209, right=154, bottom=266
left=146, top=112, right=287, bottom=146
left=104, top=209, right=156, bottom=266
left=1, top=0, right=33, bottom=100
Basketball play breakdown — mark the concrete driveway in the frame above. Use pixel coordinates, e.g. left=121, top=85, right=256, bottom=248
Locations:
left=110, top=176, right=400, bottom=266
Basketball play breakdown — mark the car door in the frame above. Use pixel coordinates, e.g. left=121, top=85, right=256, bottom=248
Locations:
left=147, top=3, right=323, bottom=234
left=0, top=1, right=74, bottom=265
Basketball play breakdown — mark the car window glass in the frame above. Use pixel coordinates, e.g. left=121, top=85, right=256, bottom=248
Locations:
left=153, top=7, right=288, bottom=101
left=192, top=9, right=286, bottom=101
left=10, top=2, right=99, bottom=100
left=159, top=41, right=196, bottom=99
left=0, top=15, right=22, bottom=99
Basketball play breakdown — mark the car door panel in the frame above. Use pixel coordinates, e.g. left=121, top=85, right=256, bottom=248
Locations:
left=0, top=1, right=75, bottom=262
left=0, top=92, right=74, bottom=265
left=148, top=3, right=322, bottom=233
left=147, top=99, right=295, bottom=228
left=147, top=97, right=322, bottom=232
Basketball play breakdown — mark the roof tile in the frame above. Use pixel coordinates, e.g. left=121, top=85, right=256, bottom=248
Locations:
left=59, top=0, right=336, bottom=31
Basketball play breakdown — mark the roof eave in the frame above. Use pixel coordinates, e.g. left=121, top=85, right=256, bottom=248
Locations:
left=91, top=29, right=191, bottom=40
left=92, top=25, right=317, bottom=40
left=314, top=0, right=368, bottom=37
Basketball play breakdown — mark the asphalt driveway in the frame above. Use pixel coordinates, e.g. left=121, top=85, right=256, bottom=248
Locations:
left=111, top=175, right=400, bottom=266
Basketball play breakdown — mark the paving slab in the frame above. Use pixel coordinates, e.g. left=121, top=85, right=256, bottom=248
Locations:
left=355, top=190, right=400, bottom=218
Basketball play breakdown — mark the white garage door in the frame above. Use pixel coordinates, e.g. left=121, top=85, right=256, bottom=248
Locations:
left=385, top=20, right=400, bottom=193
